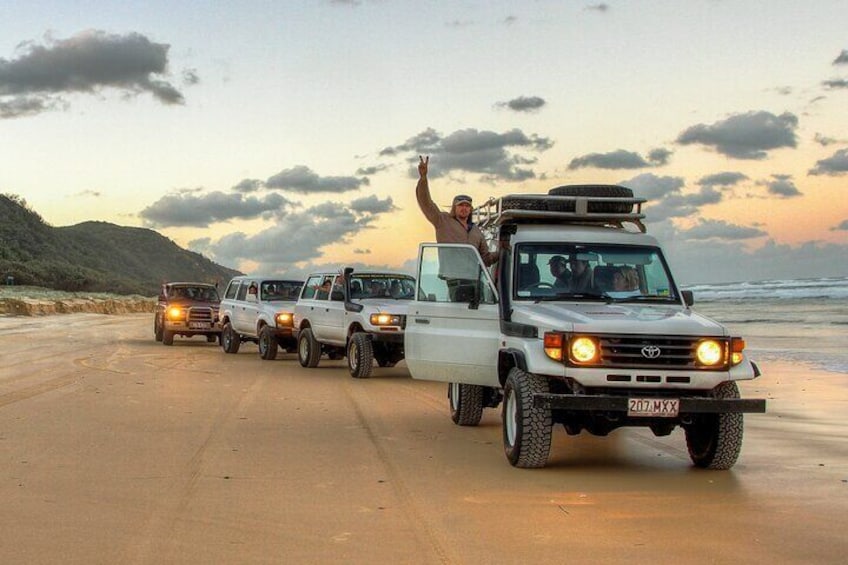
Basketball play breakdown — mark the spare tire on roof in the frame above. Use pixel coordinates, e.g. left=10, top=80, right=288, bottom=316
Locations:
left=501, top=196, right=548, bottom=211
left=547, top=184, right=634, bottom=213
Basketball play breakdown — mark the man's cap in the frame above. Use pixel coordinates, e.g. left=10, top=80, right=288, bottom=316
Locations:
left=452, top=194, right=473, bottom=206
left=548, top=255, right=567, bottom=265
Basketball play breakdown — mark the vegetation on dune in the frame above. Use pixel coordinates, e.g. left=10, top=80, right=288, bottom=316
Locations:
left=0, top=194, right=242, bottom=295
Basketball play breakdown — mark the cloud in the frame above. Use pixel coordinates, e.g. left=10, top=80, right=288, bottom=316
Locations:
left=70, top=189, right=101, bottom=198
left=353, top=248, right=371, bottom=254
left=355, top=164, right=388, bottom=176
left=140, top=191, right=293, bottom=228
left=808, top=148, right=848, bottom=176
left=833, top=50, right=848, bottom=65
left=585, top=3, right=610, bottom=12
left=676, top=110, right=799, bottom=159
left=814, top=133, right=840, bottom=147
left=498, top=95, right=546, bottom=112
left=348, top=194, right=396, bottom=214
left=0, top=95, right=65, bottom=118
left=677, top=219, right=767, bottom=241
left=0, top=30, right=186, bottom=117
left=568, top=148, right=670, bottom=170
left=621, top=173, right=722, bottom=221
left=822, top=78, right=848, bottom=89
left=231, top=178, right=264, bottom=193
left=190, top=200, right=392, bottom=272
left=265, top=165, right=367, bottom=193
left=696, top=171, right=749, bottom=188
left=832, top=220, right=848, bottom=231
left=381, top=127, right=553, bottom=182
left=759, top=174, right=801, bottom=197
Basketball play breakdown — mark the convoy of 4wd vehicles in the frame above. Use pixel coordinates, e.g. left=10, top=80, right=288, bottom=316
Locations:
left=154, top=184, right=766, bottom=470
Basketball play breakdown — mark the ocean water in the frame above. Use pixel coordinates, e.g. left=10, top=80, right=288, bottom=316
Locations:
left=682, top=277, right=848, bottom=374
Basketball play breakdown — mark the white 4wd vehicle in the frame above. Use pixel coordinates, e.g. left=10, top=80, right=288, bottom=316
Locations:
left=405, top=185, right=766, bottom=469
left=218, top=276, right=303, bottom=360
left=293, top=268, right=415, bottom=378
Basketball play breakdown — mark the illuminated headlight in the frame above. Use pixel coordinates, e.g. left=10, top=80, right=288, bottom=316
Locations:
left=696, top=339, right=725, bottom=366
left=570, top=336, right=599, bottom=364
left=370, top=313, right=402, bottom=326
left=167, top=307, right=185, bottom=320
left=275, top=312, right=293, bottom=327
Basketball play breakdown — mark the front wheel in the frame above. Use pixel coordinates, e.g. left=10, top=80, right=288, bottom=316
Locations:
left=221, top=322, right=241, bottom=354
left=449, top=382, right=484, bottom=426
left=684, top=381, right=744, bottom=470
left=347, top=333, right=373, bottom=378
left=154, top=316, right=163, bottom=342
left=258, top=326, right=279, bottom=360
left=502, top=367, right=552, bottom=468
left=162, top=329, right=174, bottom=346
left=297, top=328, right=321, bottom=368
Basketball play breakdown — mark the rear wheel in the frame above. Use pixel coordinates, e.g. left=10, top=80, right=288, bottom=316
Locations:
left=221, top=322, right=240, bottom=354
left=685, top=381, right=744, bottom=470
left=297, top=328, right=321, bottom=368
left=258, top=326, right=279, bottom=360
left=503, top=367, right=552, bottom=468
left=347, top=333, right=373, bottom=378
left=449, top=382, right=484, bottom=426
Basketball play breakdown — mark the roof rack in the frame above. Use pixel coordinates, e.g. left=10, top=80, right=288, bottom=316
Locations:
left=473, top=193, right=648, bottom=234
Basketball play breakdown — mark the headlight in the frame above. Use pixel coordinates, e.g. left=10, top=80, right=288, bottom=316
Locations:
left=370, top=313, right=402, bottom=326
left=696, top=339, right=725, bottom=366
left=570, top=336, right=599, bottom=364
left=167, top=307, right=185, bottom=320
left=275, top=312, right=293, bottom=327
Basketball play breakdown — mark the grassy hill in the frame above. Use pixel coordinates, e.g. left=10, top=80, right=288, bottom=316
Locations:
left=0, top=194, right=242, bottom=295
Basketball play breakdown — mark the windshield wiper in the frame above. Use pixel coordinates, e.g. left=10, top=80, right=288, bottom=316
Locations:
left=604, top=294, right=677, bottom=304
left=533, top=291, right=608, bottom=303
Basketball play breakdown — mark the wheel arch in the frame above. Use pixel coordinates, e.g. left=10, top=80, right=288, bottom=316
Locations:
left=498, top=348, right=528, bottom=387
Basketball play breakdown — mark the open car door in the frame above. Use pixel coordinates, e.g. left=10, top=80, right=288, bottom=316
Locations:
left=405, top=244, right=500, bottom=387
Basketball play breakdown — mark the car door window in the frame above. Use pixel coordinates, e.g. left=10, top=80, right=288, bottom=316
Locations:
left=417, top=244, right=497, bottom=304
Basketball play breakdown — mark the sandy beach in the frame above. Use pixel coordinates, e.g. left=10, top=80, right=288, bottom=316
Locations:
left=1, top=312, right=846, bottom=564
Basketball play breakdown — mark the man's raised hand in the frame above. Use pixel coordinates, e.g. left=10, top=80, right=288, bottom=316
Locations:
left=418, top=155, right=429, bottom=178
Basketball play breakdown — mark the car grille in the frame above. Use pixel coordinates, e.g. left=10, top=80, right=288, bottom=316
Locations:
left=594, top=334, right=726, bottom=370
left=187, top=307, right=215, bottom=323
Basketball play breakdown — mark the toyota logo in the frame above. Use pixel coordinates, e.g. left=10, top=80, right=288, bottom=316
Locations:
left=641, top=345, right=662, bottom=359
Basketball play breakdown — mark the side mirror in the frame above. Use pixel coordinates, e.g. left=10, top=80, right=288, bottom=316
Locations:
left=681, top=290, right=694, bottom=306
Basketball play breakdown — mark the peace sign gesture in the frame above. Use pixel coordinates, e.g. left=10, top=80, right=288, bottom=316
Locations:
left=418, top=155, right=429, bottom=178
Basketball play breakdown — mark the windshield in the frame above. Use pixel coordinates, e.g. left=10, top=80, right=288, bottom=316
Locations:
left=261, top=280, right=302, bottom=301
left=349, top=274, right=415, bottom=300
left=512, top=243, right=678, bottom=302
left=170, top=285, right=220, bottom=301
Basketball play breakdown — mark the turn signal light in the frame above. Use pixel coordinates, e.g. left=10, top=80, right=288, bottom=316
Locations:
left=730, top=337, right=746, bottom=366
left=543, top=332, right=563, bottom=361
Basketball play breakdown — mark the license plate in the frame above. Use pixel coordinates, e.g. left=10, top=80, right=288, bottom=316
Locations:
left=189, top=322, right=211, bottom=329
left=628, top=398, right=679, bottom=417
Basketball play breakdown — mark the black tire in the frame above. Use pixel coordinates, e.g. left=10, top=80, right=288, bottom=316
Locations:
left=502, top=367, right=552, bottom=468
left=258, top=326, right=279, bottom=360
left=347, top=333, right=373, bottom=379
left=162, top=329, right=174, bottom=346
left=684, top=381, right=744, bottom=470
left=297, top=328, right=321, bottom=368
left=449, top=382, right=484, bottom=426
left=221, top=322, right=241, bottom=354
left=154, top=316, right=163, bottom=342
left=547, top=184, right=634, bottom=213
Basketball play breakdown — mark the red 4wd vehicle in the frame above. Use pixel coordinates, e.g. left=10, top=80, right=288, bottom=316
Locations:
left=153, top=282, right=222, bottom=346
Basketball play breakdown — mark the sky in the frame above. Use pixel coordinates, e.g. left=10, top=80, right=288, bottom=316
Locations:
left=1, top=0, right=847, bottom=285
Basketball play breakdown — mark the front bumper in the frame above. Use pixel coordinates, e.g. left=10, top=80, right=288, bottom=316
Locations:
left=534, top=393, right=766, bottom=414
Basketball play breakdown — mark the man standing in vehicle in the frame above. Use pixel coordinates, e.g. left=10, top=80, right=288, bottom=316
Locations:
left=415, top=155, right=497, bottom=266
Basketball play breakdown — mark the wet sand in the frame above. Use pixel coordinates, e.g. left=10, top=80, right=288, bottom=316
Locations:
left=1, top=313, right=846, bottom=564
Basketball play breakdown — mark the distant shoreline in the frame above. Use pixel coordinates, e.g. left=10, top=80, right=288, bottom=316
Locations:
left=0, top=286, right=154, bottom=317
